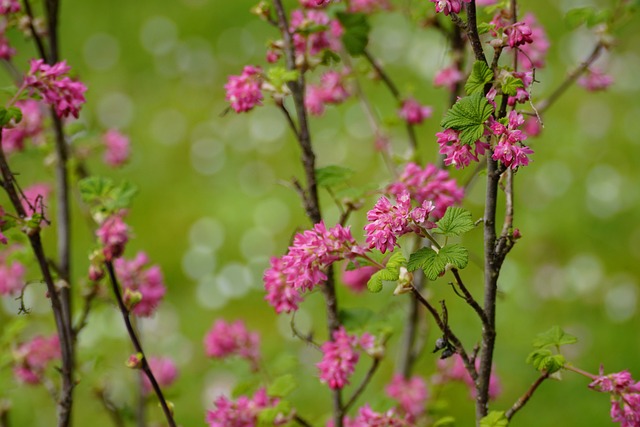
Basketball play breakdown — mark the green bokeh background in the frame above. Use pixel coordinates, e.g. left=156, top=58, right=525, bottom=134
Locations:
left=0, top=0, right=639, bottom=426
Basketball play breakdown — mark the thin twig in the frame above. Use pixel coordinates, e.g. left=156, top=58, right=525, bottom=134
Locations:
left=105, top=262, right=177, bottom=427
left=95, top=388, right=127, bottom=427
left=451, top=268, right=487, bottom=324
left=293, top=415, right=313, bottom=427
left=505, top=371, right=549, bottom=421
left=21, top=0, right=49, bottom=62
left=343, top=359, right=381, bottom=413
left=290, top=314, right=321, bottom=351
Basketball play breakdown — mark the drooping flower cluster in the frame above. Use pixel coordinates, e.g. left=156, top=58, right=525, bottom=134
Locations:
left=113, top=251, right=166, bottom=317
left=433, top=354, right=502, bottom=400
left=263, top=221, right=364, bottom=313
left=365, top=192, right=436, bottom=253
left=387, top=162, right=464, bottom=219
left=488, top=110, right=534, bottom=169
left=12, top=334, right=60, bottom=384
left=206, top=388, right=288, bottom=427
left=429, top=0, right=471, bottom=16
left=317, top=327, right=375, bottom=390
left=225, top=65, right=264, bottom=113
left=517, top=13, right=550, bottom=70
left=142, top=356, right=179, bottom=395
left=0, top=251, right=25, bottom=296
left=334, top=405, right=410, bottom=427
left=96, top=212, right=129, bottom=261
left=398, top=98, right=432, bottom=125
left=290, top=9, right=343, bottom=58
left=385, top=374, right=429, bottom=421
left=2, top=100, right=45, bottom=154
left=578, top=67, right=614, bottom=92
left=102, top=129, right=130, bottom=167
left=0, top=0, right=20, bottom=15
left=23, top=59, right=87, bottom=119
left=204, top=319, right=261, bottom=369
left=305, top=70, right=350, bottom=116
left=490, top=12, right=549, bottom=71
left=589, top=368, right=640, bottom=427
left=433, top=65, right=464, bottom=92
left=436, top=128, right=491, bottom=170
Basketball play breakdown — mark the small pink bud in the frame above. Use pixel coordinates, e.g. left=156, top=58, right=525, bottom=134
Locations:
left=126, top=353, right=143, bottom=369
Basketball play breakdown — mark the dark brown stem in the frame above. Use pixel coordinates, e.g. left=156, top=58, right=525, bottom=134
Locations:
left=105, top=262, right=177, bottom=427
left=293, top=415, right=313, bottom=427
left=397, top=269, right=423, bottom=377
left=0, top=400, right=9, bottom=427
left=45, top=0, right=60, bottom=62
left=465, top=2, right=488, bottom=64
left=451, top=268, right=488, bottom=325
left=505, top=371, right=549, bottom=421
left=343, top=358, right=381, bottom=413
left=22, top=0, right=49, bottom=62
left=72, top=285, right=99, bottom=338
left=536, top=43, right=604, bottom=114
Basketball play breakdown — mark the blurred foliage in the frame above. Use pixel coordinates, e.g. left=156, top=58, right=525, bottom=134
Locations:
left=0, top=0, right=639, bottom=426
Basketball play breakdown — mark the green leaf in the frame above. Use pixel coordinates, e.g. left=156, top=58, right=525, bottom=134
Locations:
left=441, top=92, right=493, bottom=145
left=267, top=67, right=299, bottom=90
left=501, top=75, right=524, bottom=96
left=533, top=326, right=578, bottom=349
left=408, top=244, right=468, bottom=280
left=526, top=349, right=566, bottom=374
left=339, top=308, right=374, bottom=329
left=232, top=378, right=260, bottom=398
left=7, top=106, right=22, bottom=124
left=586, top=8, right=613, bottom=27
left=366, top=251, right=406, bottom=292
left=477, top=22, right=493, bottom=35
left=267, top=374, right=297, bottom=397
left=0, top=108, right=8, bottom=127
left=434, top=207, right=475, bottom=237
left=257, top=400, right=291, bottom=427
left=79, top=176, right=115, bottom=203
left=433, top=416, right=456, bottom=427
left=336, top=12, right=370, bottom=56
left=465, top=61, right=493, bottom=95
left=316, top=165, right=354, bottom=188
left=480, top=411, right=509, bottom=427
left=108, top=181, right=138, bottom=210
left=565, top=7, right=595, bottom=29
left=79, top=177, right=138, bottom=214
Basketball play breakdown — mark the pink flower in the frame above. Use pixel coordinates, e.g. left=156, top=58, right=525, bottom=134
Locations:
left=334, top=405, right=410, bottom=427
left=21, top=183, right=50, bottom=219
left=224, top=65, right=263, bottom=113
left=523, top=117, right=542, bottom=137
left=264, top=256, right=304, bottom=313
left=114, top=252, right=166, bottom=317
left=364, top=193, right=412, bottom=253
left=387, top=162, right=464, bottom=219
left=348, top=0, right=392, bottom=13
left=0, top=0, right=20, bottom=14
left=342, top=265, right=378, bottom=293
left=13, top=335, right=60, bottom=384
left=0, top=258, right=25, bottom=296
left=476, top=0, right=497, bottom=5
left=398, top=98, right=432, bottom=125
left=24, top=59, right=87, bottom=119
left=434, top=354, right=502, bottom=400
left=299, top=0, right=334, bottom=8
left=142, top=356, right=178, bottom=395
left=2, top=100, right=45, bottom=154
left=589, top=368, right=640, bottom=427
left=429, top=0, right=471, bottom=16
left=305, top=70, right=350, bottom=116
left=489, top=111, right=534, bottom=169
left=290, top=9, right=342, bottom=57
left=385, top=374, right=428, bottom=420
left=436, top=129, right=490, bottom=170
left=505, top=22, right=533, bottom=48
left=516, top=13, right=549, bottom=70
left=96, top=212, right=129, bottom=261
left=102, top=129, right=130, bottom=167
left=206, top=388, right=286, bottom=427
left=317, top=327, right=373, bottom=390
left=578, top=68, right=614, bottom=92
left=0, top=32, right=15, bottom=60
left=204, top=319, right=260, bottom=369
left=433, top=66, right=464, bottom=92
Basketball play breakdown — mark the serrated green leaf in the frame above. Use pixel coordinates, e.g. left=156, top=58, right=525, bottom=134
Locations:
left=480, top=411, right=509, bottom=427
left=412, top=244, right=468, bottom=280
left=267, top=374, right=297, bottom=397
left=1, top=217, right=17, bottom=232
left=465, top=61, right=493, bottom=95
left=526, top=349, right=566, bottom=374
left=336, top=12, right=370, bottom=56
left=441, top=93, right=493, bottom=145
left=339, top=308, right=374, bottom=329
left=386, top=251, right=407, bottom=274
left=366, top=252, right=405, bottom=292
left=407, top=247, right=435, bottom=272
left=316, top=165, right=354, bottom=188
left=501, top=76, right=524, bottom=96
left=439, top=244, right=469, bottom=270
left=477, top=22, right=493, bottom=35
left=108, top=181, right=138, bottom=210
left=533, top=326, right=578, bottom=349
left=7, top=106, right=22, bottom=124
left=587, top=9, right=612, bottom=27
left=565, top=7, right=595, bottom=29
left=267, top=67, right=299, bottom=90
left=79, top=176, right=115, bottom=203
left=0, top=108, right=8, bottom=127
left=433, top=416, right=456, bottom=427
left=434, top=207, right=475, bottom=237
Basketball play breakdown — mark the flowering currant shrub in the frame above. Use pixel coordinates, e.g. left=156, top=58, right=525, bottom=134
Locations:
left=0, top=0, right=637, bottom=427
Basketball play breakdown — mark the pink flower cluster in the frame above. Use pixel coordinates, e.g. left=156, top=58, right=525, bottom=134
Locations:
left=2, top=100, right=44, bottom=154
left=22, top=183, right=50, bottom=218
left=317, top=327, right=374, bottom=390
left=335, top=405, right=410, bottom=427
left=342, top=265, right=379, bottom=293
left=24, top=59, right=87, bottom=119
left=0, top=255, right=25, bottom=296
left=224, top=65, right=263, bottom=113
left=434, top=354, right=502, bottom=400
left=102, top=129, right=130, bottom=167
left=0, top=0, right=20, bottom=15
left=305, top=70, right=350, bottom=116
left=436, top=128, right=490, bottom=170
left=589, top=368, right=640, bottom=427
left=364, top=192, right=436, bottom=253
left=348, top=0, right=392, bottom=13
left=387, top=162, right=464, bottom=219
left=290, top=9, right=342, bottom=57
left=206, top=388, right=287, bottom=427
left=433, top=65, right=464, bottom=92
left=96, top=212, right=129, bottom=261
left=299, top=0, right=334, bottom=7
left=204, top=319, right=260, bottom=369
left=13, top=335, right=60, bottom=384
left=0, top=19, right=15, bottom=60
left=488, top=110, right=534, bottom=169
left=142, top=356, right=178, bottom=395
left=385, top=374, right=429, bottom=421
left=578, top=68, right=614, bottom=92
left=398, top=98, right=432, bottom=125
left=429, top=0, right=471, bottom=16
left=114, top=252, right=166, bottom=317
left=491, top=12, right=549, bottom=70
left=264, top=221, right=364, bottom=313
